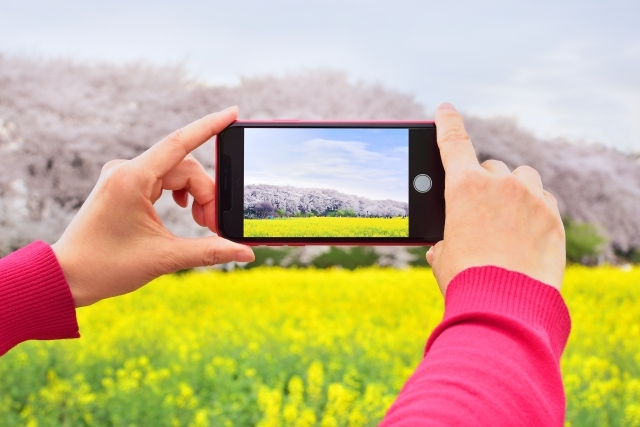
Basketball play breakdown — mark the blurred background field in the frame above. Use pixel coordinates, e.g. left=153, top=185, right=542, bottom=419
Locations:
left=1, top=56, right=639, bottom=263
left=1, top=266, right=639, bottom=427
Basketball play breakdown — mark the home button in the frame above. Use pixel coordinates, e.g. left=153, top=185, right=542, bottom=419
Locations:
left=413, top=174, right=432, bottom=193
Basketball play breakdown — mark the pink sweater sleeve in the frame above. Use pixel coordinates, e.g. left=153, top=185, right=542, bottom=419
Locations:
left=380, top=266, right=571, bottom=427
left=0, top=241, right=79, bottom=356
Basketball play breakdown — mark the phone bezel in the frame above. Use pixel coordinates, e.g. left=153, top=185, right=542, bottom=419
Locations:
left=215, top=120, right=444, bottom=246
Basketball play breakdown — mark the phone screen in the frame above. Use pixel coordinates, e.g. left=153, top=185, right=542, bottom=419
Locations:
left=244, top=128, right=409, bottom=237
left=218, top=123, right=444, bottom=244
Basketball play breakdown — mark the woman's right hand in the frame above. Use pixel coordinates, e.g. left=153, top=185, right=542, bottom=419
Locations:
left=426, top=103, right=566, bottom=295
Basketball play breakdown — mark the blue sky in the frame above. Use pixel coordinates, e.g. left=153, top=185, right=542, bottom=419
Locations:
left=1, top=0, right=639, bottom=151
left=245, top=128, right=408, bottom=202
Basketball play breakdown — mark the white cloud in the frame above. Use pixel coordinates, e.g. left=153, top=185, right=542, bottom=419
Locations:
left=245, top=137, right=408, bottom=202
left=1, top=0, right=639, bottom=150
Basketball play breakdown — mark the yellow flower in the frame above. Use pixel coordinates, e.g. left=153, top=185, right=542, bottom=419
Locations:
left=2, top=265, right=639, bottom=426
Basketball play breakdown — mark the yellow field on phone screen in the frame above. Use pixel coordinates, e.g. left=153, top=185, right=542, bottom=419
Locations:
left=244, top=217, right=408, bottom=237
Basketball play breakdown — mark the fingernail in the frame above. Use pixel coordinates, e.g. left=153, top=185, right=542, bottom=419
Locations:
left=439, top=102, right=457, bottom=111
left=235, top=247, right=254, bottom=262
left=221, top=106, right=238, bottom=113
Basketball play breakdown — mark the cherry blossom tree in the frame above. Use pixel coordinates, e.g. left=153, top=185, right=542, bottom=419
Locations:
left=1, top=54, right=639, bottom=259
left=244, top=184, right=408, bottom=218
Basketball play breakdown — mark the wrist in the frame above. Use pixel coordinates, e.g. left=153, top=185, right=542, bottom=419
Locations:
left=51, top=241, right=92, bottom=307
left=440, top=266, right=571, bottom=358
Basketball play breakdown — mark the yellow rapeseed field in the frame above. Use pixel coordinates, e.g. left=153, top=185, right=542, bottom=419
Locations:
left=244, top=217, right=408, bottom=237
left=1, top=266, right=639, bottom=426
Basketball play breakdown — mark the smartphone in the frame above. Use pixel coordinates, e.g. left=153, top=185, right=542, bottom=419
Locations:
left=215, top=121, right=444, bottom=245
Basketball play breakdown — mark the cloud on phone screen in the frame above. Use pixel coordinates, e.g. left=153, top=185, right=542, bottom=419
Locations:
left=245, top=128, right=408, bottom=202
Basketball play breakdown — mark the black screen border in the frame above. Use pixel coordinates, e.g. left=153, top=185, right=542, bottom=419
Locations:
left=217, top=121, right=444, bottom=245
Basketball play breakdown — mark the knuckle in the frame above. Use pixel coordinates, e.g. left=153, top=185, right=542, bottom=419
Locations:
left=457, top=169, right=483, bottom=186
left=532, top=194, right=564, bottom=239
left=551, top=217, right=566, bottom=242
left=531, top=195, right=551, bottom=215
left=458, top=169, right=484, bottom=189
left=516, top=164, right=542, bottom=180
left=481, top=159, right=507, bottom=169
left=544, top=190, right=558, bottom=205
left=164, top=128, right=189, bottom=156
left=501, top=173, right=526, bottom=193
left=448, top=169, right=485, bottom=197
left=517, top=164, right=538, bottom=174
left=167, top=128, right=184, bottom=144
left=182, top=154, right=200, bottom=169
left=201, top=246, right=224, bottom=266
left=100, top=164, right=136, bottom=190
left=101, top=159, right=125, bottom=174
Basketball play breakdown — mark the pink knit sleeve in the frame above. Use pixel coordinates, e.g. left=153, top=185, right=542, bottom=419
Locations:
left=380, top=266, right=571, bottom=427
left=0, top=241, right=80, bottom=356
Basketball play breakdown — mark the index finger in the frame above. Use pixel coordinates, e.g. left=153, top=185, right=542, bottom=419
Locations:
left=435, top=103, right=479, bottom=173
left=136, top=106, right=238, bottom=177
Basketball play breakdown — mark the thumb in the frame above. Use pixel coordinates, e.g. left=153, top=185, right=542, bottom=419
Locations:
left=427, top=240, right=448, bottom=296
left=426, top=240, right=443, bottom=266
left=170, top=236, right=255, bottom=270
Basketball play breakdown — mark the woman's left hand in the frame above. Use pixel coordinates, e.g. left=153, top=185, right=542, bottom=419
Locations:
left=52, top=107, right=254, bottom=307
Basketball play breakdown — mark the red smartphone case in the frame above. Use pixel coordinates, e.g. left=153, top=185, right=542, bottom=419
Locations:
left=214, top=120, right=441, bottom=246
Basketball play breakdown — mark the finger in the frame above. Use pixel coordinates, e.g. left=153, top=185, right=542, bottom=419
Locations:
left=426, top=246, right=435, bottom=266
left=151, top=183, right=163, bottom=204
left=101, top=159, right=127, bottom=174
left=170, top=235, right=254, bottom=270
left=192, top=200, right=207, bottom=227
left=434, top=103, right=479, bottom=174
left=202, top=198, right=217, bottom=233
left=512, top=165, right=544, bottom=195
left=481, top=159, right=511, bottom=175
left=172, top=189, right=189, bottom=208
left=136, top=106, right=238, bottom=178
left=427, top=241, right=446, bottom=295
left=426, top=240, right=443, bottom=266
left=544, top=190, right=559, bottom=207
left=160, top=155, right=215, bottom=206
